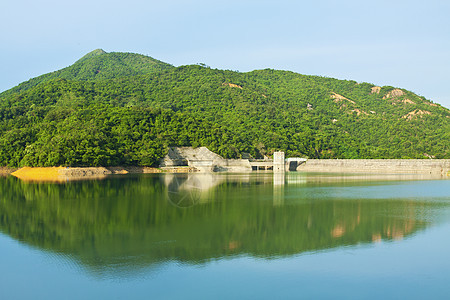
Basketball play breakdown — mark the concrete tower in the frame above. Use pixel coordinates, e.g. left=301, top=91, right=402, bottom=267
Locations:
left=273, top=151, right=285, bottom=173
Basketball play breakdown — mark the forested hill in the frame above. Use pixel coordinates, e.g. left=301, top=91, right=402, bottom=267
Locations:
left=1, top=49, right=173, bottom=95
left=0, top=50, right=449, bottom=167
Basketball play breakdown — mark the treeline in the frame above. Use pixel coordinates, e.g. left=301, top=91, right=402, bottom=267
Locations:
left=0, top=105, right=246, bottom=167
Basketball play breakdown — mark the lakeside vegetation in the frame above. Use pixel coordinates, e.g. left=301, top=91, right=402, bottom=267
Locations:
left=0, top=49, right=449, bottom=167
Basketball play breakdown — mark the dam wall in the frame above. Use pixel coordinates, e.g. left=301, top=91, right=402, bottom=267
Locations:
left=297, top=159, right=450, bottom=175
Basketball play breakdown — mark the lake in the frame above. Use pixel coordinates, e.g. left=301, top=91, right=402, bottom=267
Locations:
left=0, top=172, right=449, bottom=299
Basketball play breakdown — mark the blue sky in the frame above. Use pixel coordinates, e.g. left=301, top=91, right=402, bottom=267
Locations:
left=1, top=0, right=449, bottom=108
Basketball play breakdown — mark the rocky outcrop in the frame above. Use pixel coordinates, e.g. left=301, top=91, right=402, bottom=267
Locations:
left=331, top=92, right=356, bottom=104
left=371, top=86, right=381, bottom=94
left=383, top=89, right=405, bottom=99
left=402, top=109, right=432, bottom=120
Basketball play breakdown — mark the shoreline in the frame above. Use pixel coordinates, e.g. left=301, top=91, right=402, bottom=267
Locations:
left=0, top=167, right=18, bottom=176
left=7, top=166, right=198, bottom=182
left=3, top=159, right=450, bottom=182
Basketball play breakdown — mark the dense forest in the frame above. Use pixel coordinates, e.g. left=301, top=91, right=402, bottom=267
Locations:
left=0, top=49, right=449, bottom=167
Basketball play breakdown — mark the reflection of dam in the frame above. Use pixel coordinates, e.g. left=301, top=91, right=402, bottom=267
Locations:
left=163, top=173, right=226, bottom=207
left=162, top=172, right=440, bottom=207
left=163, top=173, right=287, bottom=207
left=0, top=174, right=446, bottom=277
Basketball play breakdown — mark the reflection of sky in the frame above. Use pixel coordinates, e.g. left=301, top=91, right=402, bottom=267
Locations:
left=3, top=224, right=450, bottom=299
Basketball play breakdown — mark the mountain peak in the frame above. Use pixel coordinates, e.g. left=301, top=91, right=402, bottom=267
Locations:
left=0, top=50, right=174, bottom=96
left=77, top=49, right=107, bottom=62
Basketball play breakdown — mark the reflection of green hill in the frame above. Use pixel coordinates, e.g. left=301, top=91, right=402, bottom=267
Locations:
left=0, top=175, right=433, bottom=275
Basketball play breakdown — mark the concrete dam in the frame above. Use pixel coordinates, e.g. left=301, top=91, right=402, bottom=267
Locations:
left=160, top=147, right=450, bottom=176
left=159, top=147, right=306, bottom=172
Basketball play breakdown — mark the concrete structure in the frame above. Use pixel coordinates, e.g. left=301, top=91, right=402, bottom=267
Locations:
left=286, top=157, right=307, bottom=171
left=297, top=159, right=450, bottom=175
left=160, top=148, right=450, bottom=176
left=160, top=147, right=311, bottom=172
left=273, top=151, right=285, bottom=172
left=160, top=147, right=252, bottom=172
left=160, top=147, right=308, bottom=173
left=160, top=147, right=223, bottom=168
left=249, top=159, right=273, bottom=171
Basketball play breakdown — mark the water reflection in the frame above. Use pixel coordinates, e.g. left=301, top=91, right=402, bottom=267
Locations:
left=0, top=173, right=448, bottom=277
left=273, top=172, right=285, bottom=206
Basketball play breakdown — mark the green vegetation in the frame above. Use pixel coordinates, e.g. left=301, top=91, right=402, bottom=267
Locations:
left=0, top=50, right=449, bottom=167
left=2, top=49, right=173, bottom=95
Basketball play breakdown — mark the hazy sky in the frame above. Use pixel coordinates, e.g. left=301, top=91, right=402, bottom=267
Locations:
left=1, top=0, right=449, bottom=108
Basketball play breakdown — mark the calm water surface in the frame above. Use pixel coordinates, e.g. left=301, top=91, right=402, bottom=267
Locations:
left=0, top=172, right=449, bottom=299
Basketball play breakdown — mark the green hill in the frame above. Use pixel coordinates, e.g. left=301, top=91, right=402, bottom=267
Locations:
left=1, top=49, right=173, bottom=95
left=0, top=50, right=449, bottom=167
